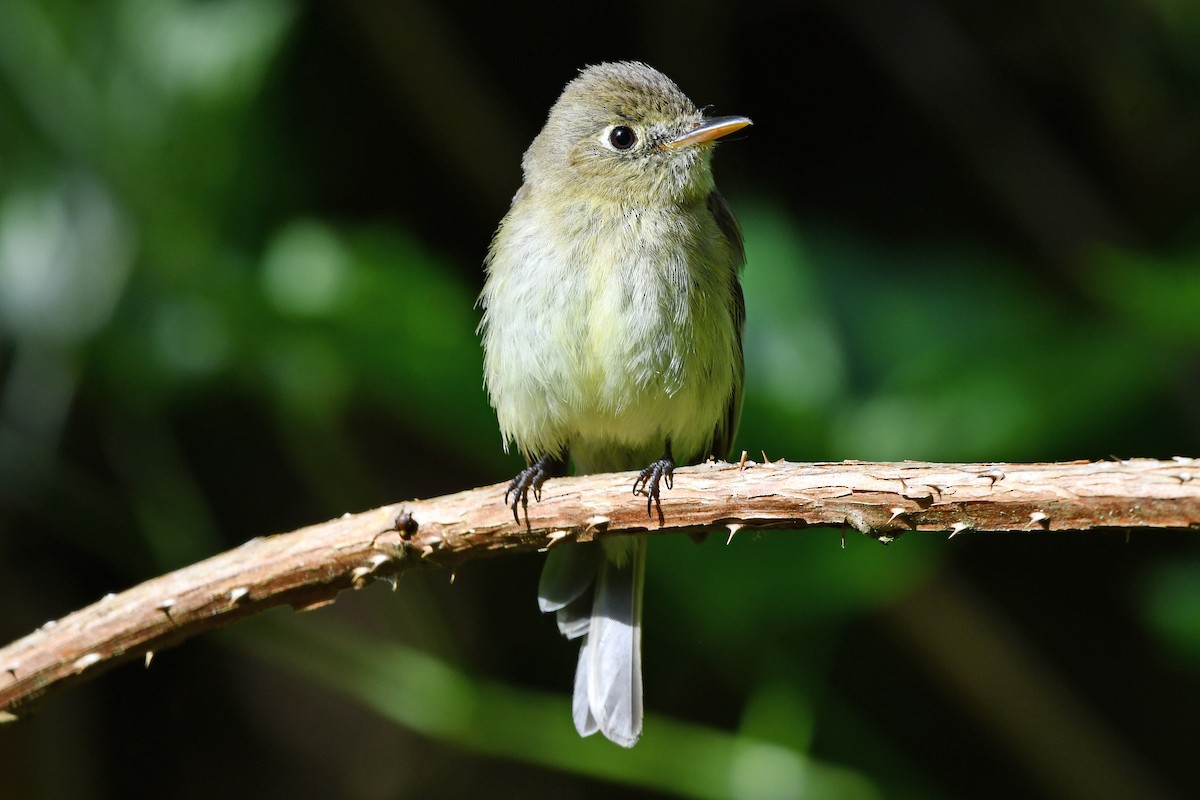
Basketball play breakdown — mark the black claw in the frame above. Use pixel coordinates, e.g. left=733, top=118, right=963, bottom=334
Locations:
left=505, top=470, right=534, bottom=523
left=633, top=456, right=675, bottom=522
left=504, top=454, right=564, bottom=524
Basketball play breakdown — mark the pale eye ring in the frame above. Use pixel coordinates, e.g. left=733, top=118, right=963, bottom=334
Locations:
left=608, top=125, right=636, bottom=150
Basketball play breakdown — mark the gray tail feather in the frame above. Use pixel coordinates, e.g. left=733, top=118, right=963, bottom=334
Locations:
left=539, top=539, right=645, bottom=748
left=555, top=593, right=592, bottom=640
left=538, top=542, right=600, bottom=613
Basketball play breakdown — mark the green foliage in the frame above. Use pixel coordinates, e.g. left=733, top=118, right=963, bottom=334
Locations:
left=1141, top=558, right=1200, bottom=664
left=232, top=616, right=881, bottom=800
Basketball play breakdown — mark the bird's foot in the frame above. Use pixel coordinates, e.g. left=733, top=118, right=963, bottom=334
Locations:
left=632, top=455, right=675, bottom=522
left=505, top=454, right=563, bottom=524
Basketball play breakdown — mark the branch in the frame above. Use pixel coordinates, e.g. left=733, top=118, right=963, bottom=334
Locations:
left=2, top=458, right=1197, bottom=718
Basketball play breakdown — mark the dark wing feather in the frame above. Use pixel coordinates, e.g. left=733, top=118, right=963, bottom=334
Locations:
left=706, top=189, right=746, bottom=461
left=708, top=189, right=745, bottom=271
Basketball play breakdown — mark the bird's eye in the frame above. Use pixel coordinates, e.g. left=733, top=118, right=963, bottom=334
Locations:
left=609, top=125, right=636, bottom=150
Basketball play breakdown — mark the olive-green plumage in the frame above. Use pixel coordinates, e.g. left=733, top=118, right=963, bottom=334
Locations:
left=478, top=61, right=749, bottom=747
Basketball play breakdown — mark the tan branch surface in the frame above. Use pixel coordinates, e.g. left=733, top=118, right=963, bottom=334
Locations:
left=2, top=458, right=1198, bottom=718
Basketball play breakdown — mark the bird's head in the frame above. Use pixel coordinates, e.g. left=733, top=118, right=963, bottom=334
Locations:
left=523, top=61, right=751, bottom=206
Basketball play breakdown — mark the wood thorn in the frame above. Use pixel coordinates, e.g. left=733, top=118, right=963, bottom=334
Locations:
left=73, top=653, right=102, bottom=672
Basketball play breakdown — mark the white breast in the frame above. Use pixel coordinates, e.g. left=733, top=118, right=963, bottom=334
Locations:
left=480, top=194, right=738, bottom=468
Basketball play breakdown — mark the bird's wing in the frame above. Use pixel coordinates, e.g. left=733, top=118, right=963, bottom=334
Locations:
left=708, top=188, right=745, bottom=270
left=707, top=189, right=746, bottom=461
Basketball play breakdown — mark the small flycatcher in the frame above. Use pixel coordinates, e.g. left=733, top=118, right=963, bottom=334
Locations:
left=478, top=61, right=750, bottom=747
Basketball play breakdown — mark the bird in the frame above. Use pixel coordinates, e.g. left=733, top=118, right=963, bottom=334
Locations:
left=478, top=61, right=749, bottom=747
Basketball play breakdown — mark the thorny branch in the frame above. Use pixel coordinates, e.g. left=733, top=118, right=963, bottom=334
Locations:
left=2, top=457, right=1197, bottom=718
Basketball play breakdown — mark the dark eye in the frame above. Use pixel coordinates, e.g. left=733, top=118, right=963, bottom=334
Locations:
left=609, top=125, right=636, bottom=150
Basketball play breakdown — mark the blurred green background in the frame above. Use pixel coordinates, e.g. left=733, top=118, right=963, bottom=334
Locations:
left=1, top=0, right=1199, bottom=797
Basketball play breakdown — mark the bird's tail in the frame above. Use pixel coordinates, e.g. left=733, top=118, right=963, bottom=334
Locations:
left=538, top=537, right=646, bottom=747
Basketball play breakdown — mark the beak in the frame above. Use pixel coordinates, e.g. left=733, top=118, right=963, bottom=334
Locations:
left=665, top=115, right=753, bottom=149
